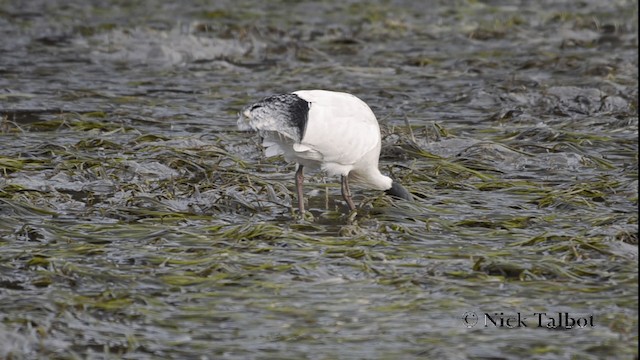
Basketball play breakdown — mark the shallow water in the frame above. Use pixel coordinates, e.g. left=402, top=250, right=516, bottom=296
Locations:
left=1, top=0, right=638, bottom=359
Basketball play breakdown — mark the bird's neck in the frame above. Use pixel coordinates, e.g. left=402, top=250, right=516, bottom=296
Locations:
left=348, top=168, right=393, bottom=191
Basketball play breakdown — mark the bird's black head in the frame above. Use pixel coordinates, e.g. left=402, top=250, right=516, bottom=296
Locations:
left=385, top=181, right=413, bottom=201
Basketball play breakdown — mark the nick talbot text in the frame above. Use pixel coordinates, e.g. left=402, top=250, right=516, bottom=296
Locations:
left=481, top=312, right=595, bottom=329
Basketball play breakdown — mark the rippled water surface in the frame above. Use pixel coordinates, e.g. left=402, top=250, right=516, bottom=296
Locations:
left=1, top=0, right=638, bottom=359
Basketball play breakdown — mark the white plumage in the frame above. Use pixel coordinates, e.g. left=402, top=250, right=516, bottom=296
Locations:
left=238, top=90, right=412, bottom=214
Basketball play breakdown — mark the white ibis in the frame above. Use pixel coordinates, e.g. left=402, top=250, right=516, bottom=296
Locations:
left=237, top=90, right=412, bottom=214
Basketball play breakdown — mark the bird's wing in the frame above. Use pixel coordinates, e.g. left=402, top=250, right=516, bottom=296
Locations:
left=293, top=90, right=381, bottom=166
left=238, top=94, right=309, bottom=142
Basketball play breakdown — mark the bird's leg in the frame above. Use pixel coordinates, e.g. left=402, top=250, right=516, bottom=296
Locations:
left=295, top=165, right=305, bottom=214
left=341, top=175, right=356, bottom=211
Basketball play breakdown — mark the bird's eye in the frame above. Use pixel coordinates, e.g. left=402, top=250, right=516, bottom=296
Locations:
left=250, top=104, right=263, bottom=111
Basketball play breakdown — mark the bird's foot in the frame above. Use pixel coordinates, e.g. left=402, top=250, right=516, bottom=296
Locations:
left=295, top=210, right=315, bottom=222
left=346, top=209, right=358, bottom=224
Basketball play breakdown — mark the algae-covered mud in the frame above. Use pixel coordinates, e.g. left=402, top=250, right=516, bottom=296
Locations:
left=1, top=0, right=637, bottom=359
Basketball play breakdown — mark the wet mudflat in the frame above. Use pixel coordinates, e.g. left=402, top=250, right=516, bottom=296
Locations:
left=0, top=0, right=638, bottom=359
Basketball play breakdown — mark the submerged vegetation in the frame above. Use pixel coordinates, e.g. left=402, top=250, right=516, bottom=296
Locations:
left=1, top=0, right=638, bottom=359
